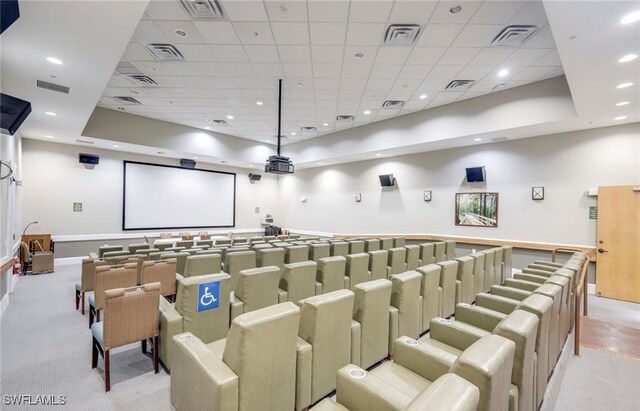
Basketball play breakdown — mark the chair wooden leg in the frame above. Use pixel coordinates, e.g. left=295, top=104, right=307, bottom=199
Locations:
left=89, top=306, right=94, bottom=329
left=75, top=290, right=80, bottom=310
left=81, top=292, right=85, bottom=315
left=97, top=310, right=100, bottom=323
left=153, top=336, right=159, bottom=374
left=91, top=338, right=98, bottom=369
left=105, top=350, right=110, bottom=392
left=141, top=339, right=147, bottom=354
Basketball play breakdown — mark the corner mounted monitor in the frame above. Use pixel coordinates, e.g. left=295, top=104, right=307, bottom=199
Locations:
left=465, top=166, right=486, bottom=183
left=379, top=174, right=395, bottom=187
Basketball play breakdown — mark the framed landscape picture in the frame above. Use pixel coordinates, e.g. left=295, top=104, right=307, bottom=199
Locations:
left=455, top=192, right=499, bottom=227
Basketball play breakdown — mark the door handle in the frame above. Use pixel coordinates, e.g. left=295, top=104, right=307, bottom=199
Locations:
left=597, top=248, right=608, bottom=253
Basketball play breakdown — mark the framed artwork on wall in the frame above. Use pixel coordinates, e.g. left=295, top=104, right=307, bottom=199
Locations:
left=455, top=192, right=499, bottom=227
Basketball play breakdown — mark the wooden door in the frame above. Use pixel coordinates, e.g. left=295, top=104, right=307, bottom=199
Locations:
left=596, top=186, right=640, bottom=303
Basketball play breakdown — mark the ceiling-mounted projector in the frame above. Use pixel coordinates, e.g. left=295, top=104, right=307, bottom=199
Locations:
left=265, top=79, right=294, bottom=174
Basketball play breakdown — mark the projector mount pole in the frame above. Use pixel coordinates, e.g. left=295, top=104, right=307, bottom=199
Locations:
left=277, top=78, right=282, bottom=156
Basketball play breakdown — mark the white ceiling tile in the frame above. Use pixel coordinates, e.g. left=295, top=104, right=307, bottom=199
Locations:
left=522, top=26, right=557, bottom=49
left=430, top=91, right=464, bottom=104
left=461, top=90, right=489, bottom=99
left=283, top=63, right=313, bottom=77
left=339, top=89, right=365, bottom=100
left=312, top=46, right=345, bottom=63
left=314, top=78, right=341, bottom=90
left=419, top=78, right=451, bottom=92
left=346, top=23, right=386, bottom=46
left=407, top=47, right=447, bottom=65
left=533, top=49, right=562, bottom=67
left=386, top=90, right=414, bottom=102
left=389, top=1, right=437, bottom=24
left=375, top=47, right=412, bottom=64
left=271, top=22, right=310, bottom=45
left=308, top=1, right=350, bottom=22
left=244, top=45, right=280, bottom=63
left=366, top=78, right=395, bottom=90
left=131, top=21, right=167, bottom=44
left=456, top=65, right=494, bottom=79
left=417, top=24, right=464, bottom=47
left=349, top=1, right=394, bottom=22
left=179, top=44, right=218, bottom=62
left=501, top=48, right=550, bottom=67
left=278, top=45, right=311, bottom=63
left=313, top=64, right=342, bottom=78
left=144, top=1, right=190, bottom=20
left=191, top=62, right=226, bottom=76
left=265, top=1, right=308, bottom=21
left=121, top=43, right=155, bottom=62
left=232, top=22, right=275, bottom=44
left=194, top=21, right=239, bottom=44
left=233, top=77, right=263, bottom=89
left=343, top=46, right=379, bottom=64
left=310, top=23, right=347, bottom=45
left=426, top=65, right=463, bottom=80
left=429, top=1, right=483, bottom=24
left=539, top=67, right=564, bottom=80
left=509, top=1, right=549, bottom=27
left=392, top=78, right=423, bottom=90
left=155, top=21, right=206, bottom=44
left=315, top=89, right=339, bottom=99
left=452, top=25, right=503, bottom=48
left=340, top=78, right=368, bottom=89
left=438, top=47, right=481, bottom=65
left=370, top=64, right=403, bottom=79
left=511, top=66, right=555, bottom=82
left=339, top=100, right=363, bottom=109
left=470, top=80, right=505, bottom=92
left=468, top=48, right=515, bottom=65
left=222, top=63, right=256, bottom=77
left=222, top=1, right=268, bottom=21
left=398, top=64, right=433, bottom=79
left=210, top=45, right=249, bottom=62
left=470, top=1, right=527, bottom=24
left=341, top=64, right=372, bottom=78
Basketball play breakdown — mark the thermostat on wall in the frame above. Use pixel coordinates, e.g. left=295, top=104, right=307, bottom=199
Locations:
left=586, top=188, right=598, bottom=196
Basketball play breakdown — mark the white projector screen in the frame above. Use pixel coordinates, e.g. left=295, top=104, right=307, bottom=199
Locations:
left=123, top=161, right=236, bottom=230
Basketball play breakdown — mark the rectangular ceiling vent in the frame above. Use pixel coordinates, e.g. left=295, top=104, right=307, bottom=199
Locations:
left=179, top=0, right=225, bottom=19
left=126, top=75, right=159, bottom=87
left=336, top=115, right=354, bottom=121
left=146, top=43, right=184, bottom=61
left=491, top=25, right=539, bottom=47
left=112, top=96, right=141, bottom=105
left=445, top=80, right=475, bottom=90
left=301, top=126, right=316, bottom=131
left=209, top=120, right=228, bottom=126
left=75, top=139, right=95, bottom=145
left=382, top=100, right=405, bottom=109
left=36, top=80, right=70, bottom=94
left=383, top=24, right=421, bottom=46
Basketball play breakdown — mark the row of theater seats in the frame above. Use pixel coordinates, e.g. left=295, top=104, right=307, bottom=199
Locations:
left=169, top=251, right=587, bottom=411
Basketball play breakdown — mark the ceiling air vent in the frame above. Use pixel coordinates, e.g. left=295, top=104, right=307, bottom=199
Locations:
left=179, top=0, right=225, bottom=19
left=112, top=96, right=141, bottom=105
left=210, top=120, right=228, bottom=126
left=445, top=80, right=475, bottom=90
left=75, top=139, right=95, bottom=145
left=301, top=127, right=316, bottom=132
left=146, top=43, right=184, bottom=61
left=383, top=24, right=421, bottom=46
left=336, top=115, right=354, bottom=121
left=382, top=100, right=405, bottom=109
left=36, top=80, right=70, bottom=94
left=125, top=75, right=159, bottom=87
left=491, top=25, right=539, bottom=47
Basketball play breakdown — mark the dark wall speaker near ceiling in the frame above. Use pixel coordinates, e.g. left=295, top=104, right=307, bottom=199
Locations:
left=379, top=174, right=395, bottom=187
left=465, top=166, right=486, bottom=183
left=0, top=0, right=20, bottom=35
left=79, top=153, right=99, bottom=165
left=0, top=93, right=31, bottom=136
left=248, top=173, right=262, bottom=182
left=180, top=158, right=196, bottom=169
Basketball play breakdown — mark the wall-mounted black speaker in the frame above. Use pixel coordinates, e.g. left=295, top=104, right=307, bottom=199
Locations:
left=248, top=173, right=262, bottom=182
left=379, top=174, right=395, bottom=187
left=1, top=93, right=31, bottom=136
left=79, top=153, right=99, bottom=165
left=1, top=0, right=20, bottom=35
left=465, top=166, right=486, bottom=182
left=180, top=158, right=196, bottom=169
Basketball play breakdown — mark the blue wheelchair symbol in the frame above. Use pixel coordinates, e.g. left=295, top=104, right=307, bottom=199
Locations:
left=197, top=281, right=220, bottom=312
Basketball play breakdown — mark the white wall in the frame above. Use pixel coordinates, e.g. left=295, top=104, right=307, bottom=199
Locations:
left=1, top=131, right=22, bottom=306
left=21, top=139, right=278, bottom=237
left=278, top=124, right=640, bottom=246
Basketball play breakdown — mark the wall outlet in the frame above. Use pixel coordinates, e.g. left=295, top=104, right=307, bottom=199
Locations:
left=73, top=202, right=83, bottom=212
left=255, top=207, right=260, bottom=214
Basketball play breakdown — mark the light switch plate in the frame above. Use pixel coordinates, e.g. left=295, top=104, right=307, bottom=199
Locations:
left=355, top=192, right=362, bottom=202
left=423, top=190, right=432, bottom=202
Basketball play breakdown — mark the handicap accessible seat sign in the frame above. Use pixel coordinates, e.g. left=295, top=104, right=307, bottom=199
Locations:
left=197, top=281, right=220, bottom=312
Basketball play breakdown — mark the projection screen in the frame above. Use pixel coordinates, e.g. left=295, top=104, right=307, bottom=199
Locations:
left=123, top=161, right=236, bottom=230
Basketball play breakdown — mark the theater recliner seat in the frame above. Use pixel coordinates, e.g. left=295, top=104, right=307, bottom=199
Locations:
left=224, top=250, right=256, bottom=290
left=286, top=245, right=310, bottom=264
left=389, top=271, right=422, bottom=353
left=437, top=260, right=458, bottom=318
left=416, top=264, right=441, bottom=333
left=404, top=245, right=421, bottom=271
left=171, top=303, right=300, bottom=411
left=280, top=261, right=318, bottom=305
left=380, top=238, right=394, bottom=250
left=481, top=249, right=495, bottom=292
left=493, top=247, right=505, bottom=285
left=368, top=250, right=391, bottom=280
left=454, top=256, right=474, bottom=305
left=388, top=247, right=408, bottom=275
left=364, top=239, right=380, bottom=252
left=351, top=279, right=392, bottom=369
left=419, top=243, right=435, bottom=266
left=469, top=252, right=486, bottom=299
left=231, top=266, right=285, bottom=320
left=445, top=240, right=456, bottom=260
left=257, top=247, right=285, bottom=270
left=345, top=253, right=371, bottom=290
left=393, top=237, right=406, bottom=248
left=433, top=242, right=446, bottom=263
left=182, top=254, right=222, bottom=278
left=310, top=243, right=331, bottom=262
left=348, top=240, right=365, bottom=254
left=316, top=256, right=347, bottom=294
left=331, top=242, right=349, bottom=257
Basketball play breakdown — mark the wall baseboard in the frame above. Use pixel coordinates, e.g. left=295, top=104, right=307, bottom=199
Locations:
left=0, top=292, right=8, bottom=318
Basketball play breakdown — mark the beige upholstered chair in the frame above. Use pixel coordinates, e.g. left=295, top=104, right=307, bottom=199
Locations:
left=161, top=251, right=189, bottom=275
left=368, top=250, right=391, bottom=280
left=91, top=283, right=160, bottom=392
left=98, top=245, right=123, bottom=258
left=257, top=247, right=285, bottom=269
left=419, top=243, right=435, bottom=265
left=416, top=264, right=441, bottom=333
left=481, top=249, right=495, bottom=292
left=388, top=247, right=408, bottom=275
left=182, top=254, right=222, bottom=278
left=445, top=240, right=456, bottom=260
left=76, top=258, right=109, bottom=314
left=389, top=271, right=422, bottom=353
left=140, top=258, right=177, bottom=298
left=493, top=247, right=505, bottom=286
left=364, top=239, right=380, bottom=252
left=171, top=303, right=301, bottom=411
left=433, top=242, right=446, bottom=263
left=393, top=237, right=406, bottom=247
left=404, top=245, right=420, bottom=270
left=345, top=253, right=371, bottom=290
left=128, top=243, right=150, bottom=254
left=155, top=242, right=174, bottom=251
left=159, top=273, right=231, bottom=370
left=175, top=239, right=193, bottom=249
left=316, top=256, right=347, bottom=294
left=224, top=250, right=256, bottom=290
left=380, top=238, right=394, bottom=250
left=89, top=263, right=137, bottom=327
left=309, top=243, right=331, bottom=262
left=280, top=261, right=318, bottom=305
left=215, top=238, right=232, bottom=246
left=231, top=266, right=285, bottom=320
left=454, top=256, right=474, bottom=305
left=285, top=245, right=310, bottom=264
left=351, top=279, right=392, bottom=369
left=470, top=252, right=486, bottom=298
left=195, top=239, right=213, bottom=248
left=330, top=242, right=349, bottom=257
left=348, top=240, right=365, bottom=254
left=437, top=260, right=458, bottom=318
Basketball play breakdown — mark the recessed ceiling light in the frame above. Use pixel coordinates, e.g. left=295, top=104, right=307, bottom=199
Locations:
left=45, top=111, right=57, bottom=116
left=614, top=116, right=627, bottom=120
left=450, top=5, right=463, bottom=14
left=364, top=110, right=371, bottom=115
left=227, top=115, right=234, bottom=119
left=249, top=164, right=254, bottom=168
left=375, top=153, right=381, bottom=156
left=617, top=82, right=634, bottom=88
left=291, top=132, right=297, bottom=135
left=474, top=138, right=482, bottom=141
left=419, top=94, right=427, bottom=99
left=498, top=69, right=509, bottom=77
left=45, top=135, right=53, bottom=139
left=355, top=53, right=364, bottom=58
left=618, top=53, right=638, bottom=63
left=616, top=101, right=630, bottom=106
left=175, top=29, right=188, bottom=37
left=192, top=157, right=197, bottom=160
left=256, top=101, right=263, bottom=105
left=220, top=160, right=227, bottom=164
left=113, top=145, right=119, bottom=148
left=323, top=123, right=329, bottom=126
left=318, top=162, right=323, bottom=165
left=46, top=57, right=63, bottom=65
left=205, top=126, right=211, bottom=129
left=621, top=10, right=640, bottom=24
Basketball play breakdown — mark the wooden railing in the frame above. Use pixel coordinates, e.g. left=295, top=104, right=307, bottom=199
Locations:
left=573, top=255, right=590, bottom=356
left=0, top=257, right=15, bottom=275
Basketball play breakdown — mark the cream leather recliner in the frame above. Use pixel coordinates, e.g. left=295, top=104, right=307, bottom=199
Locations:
left=380, top=238, right=394, bottom=250
left=231, top=266, right=285, bottom=320
left=286, top=245, right=310, bottom=264
left=419, top=243, right=435, bottom=265
left=469, top=252, right=486, bottom=298
left=224, top=250, right=256, bottom=290
left=257, top=247, right=285, bottom=270
left=416, top=264, right=440, bottom=333
left=444, top=240, right=456, bottom=260
left=404, top=245, right=421, bottom=270
left=351, top=279, right=392, bottom=369
left=182, top=254, right=222, bottom=278
left=388, top=247, right=408, bottom=275
left=433, top=242, right=446, bottom=263
left=348, top=240, right=365, bottom=254
left=393, top=237, right=406, bottom=247
left=454, top=256, right=474, bottom=305
left=481, top=249, right=495, bottom=292
left=316, top=256, right=347, bottom=294
left=388, top=271, right=422, bottom=353
left=368, top=250, right=391, bottom=280
left=437, top=260, right=458, bottom=318
left=280, top=261, right=318, bottom=305
left=345, top=253, right=371, bottom=290
left=364, top=239, right=380, bottom=252
left=331, top=242, right=349, bottom=257
left=309, top=243, right=331, bottom=262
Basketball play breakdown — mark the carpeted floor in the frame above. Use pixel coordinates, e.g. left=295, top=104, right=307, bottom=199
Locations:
left=1, top=261, right=639, bottom=410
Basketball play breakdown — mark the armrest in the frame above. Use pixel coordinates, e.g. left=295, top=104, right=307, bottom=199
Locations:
left=315, top=281, right=322, bottom=295
left=533, top=261, right=563, bottom=269
left=513, top=273, right=547, bottom=284
left=170, top=332, right=239, bottom=411
left=176, top=273, right=185, bottom=282
left=311, top=399, right=349, bottom=411
left=393, top=336, right=454, bottom=382
left=522, top=268, right=553, bottom=277
left=296, top=337, right=312, bottom=411
left=528, top=263, right=558, bottom=272
left=455, top=280, right=462, bottom=305
left=344, top=276, right=350, bottom=289
left=475, top=293, right=518, bottom=315
left=336, top=364, right=408, bottom=411
left=503, top=278, right=540, bottom=292
left=350, top=320, right=361, bottom=366
left=278, top=288, right=288, bottom=303
left=490, top=285, right=530, bottom=301
left=405, top=374, right=479, bottom=411
left=386, top=266, right=392, bottom=279
left=230, top=292, right=244, bottom=321
left=454, top=303, right=507, bottom=332
left=159, top=296, right=183, bottom=370
left=429, top=318, right=488, bottom=351
left=388, top=307, right=399, bottom=355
